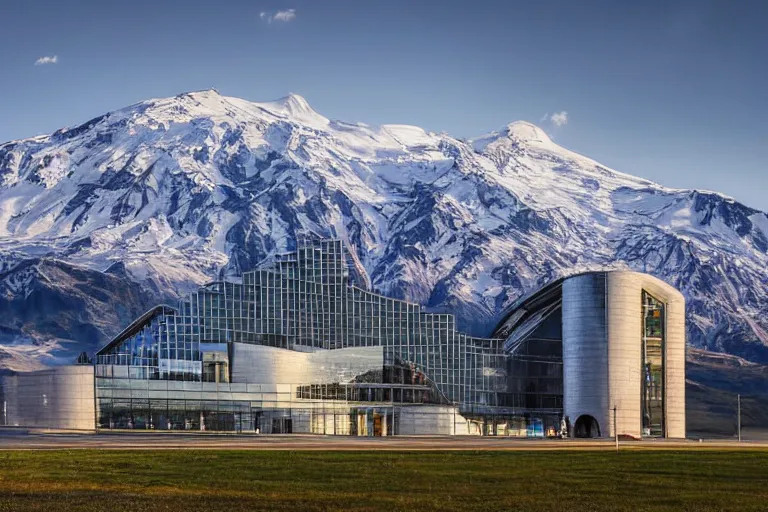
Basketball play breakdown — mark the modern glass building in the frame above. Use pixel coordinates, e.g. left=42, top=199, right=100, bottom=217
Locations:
left=492, top=271, right=686, bottom=439
left=1, top=239, right=685, bottom=437
left=93, top=239, right=548, bottom=436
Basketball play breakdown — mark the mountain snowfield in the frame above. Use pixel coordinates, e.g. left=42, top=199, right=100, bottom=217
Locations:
left=1, top=89, right=767, bottom=369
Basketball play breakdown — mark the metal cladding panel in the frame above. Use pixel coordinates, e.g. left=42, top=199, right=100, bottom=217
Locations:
left=230, top=343, right=384, bottom=385
left=230, top=344, right=306, bottom=384
left=1, top=366, right=95, bottom=430
left=562, top=273, right=610, bottom=435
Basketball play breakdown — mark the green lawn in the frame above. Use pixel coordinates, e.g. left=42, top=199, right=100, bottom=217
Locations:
left=0, top=450, right=766, bottom=511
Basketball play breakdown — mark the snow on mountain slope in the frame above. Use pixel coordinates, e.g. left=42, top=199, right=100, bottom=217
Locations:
left=1, top=89, right=767, bottom=367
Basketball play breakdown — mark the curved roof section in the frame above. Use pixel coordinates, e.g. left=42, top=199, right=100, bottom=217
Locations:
left=491, top=270, right=682, bottom=339
left=491, top=276, right=565, bottom=340
left=96, top=304, right=177, bottom=356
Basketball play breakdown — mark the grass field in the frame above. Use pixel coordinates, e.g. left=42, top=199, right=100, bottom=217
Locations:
left=1, top=450, right=767, bottom=511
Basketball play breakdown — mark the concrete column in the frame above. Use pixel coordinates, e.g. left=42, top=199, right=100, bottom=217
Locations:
left=606, top=273, right=644, bottom=439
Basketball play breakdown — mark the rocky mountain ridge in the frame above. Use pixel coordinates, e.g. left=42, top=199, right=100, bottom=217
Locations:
left=1, top=89, right=767, bottom=369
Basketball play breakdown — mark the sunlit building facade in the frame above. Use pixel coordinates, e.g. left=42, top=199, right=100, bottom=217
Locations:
left=2, top=239, right=685, bottom=437
left=93, top=239, right=525, bottom=435
left=492, top=271, right=686, bottom=439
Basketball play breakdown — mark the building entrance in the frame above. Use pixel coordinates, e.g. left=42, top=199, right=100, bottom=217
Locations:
left=574, top=415, right=601, bottom=438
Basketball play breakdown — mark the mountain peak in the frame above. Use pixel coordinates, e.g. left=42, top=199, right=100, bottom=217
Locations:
left=266, top=93, right=315, bottom=116
left=176, top=88, right=222, bottom=100
left=131, top=90, right=328, bottom=129
left=504, top=121, right=551, bottom=143
left=276, top=92, right=311, bottom=109
left=256, top=92, right=328, bottom=126
left=470, top=120, right=551, bottom=152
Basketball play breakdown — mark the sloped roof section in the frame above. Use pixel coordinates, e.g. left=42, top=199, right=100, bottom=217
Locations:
left=96, top=304, right=177, bottom=356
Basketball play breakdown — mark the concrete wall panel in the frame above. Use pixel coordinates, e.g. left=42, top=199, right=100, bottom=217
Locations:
left=606, top=272, right=645, bottom=438
left=1, top=366, right=95, bottom=430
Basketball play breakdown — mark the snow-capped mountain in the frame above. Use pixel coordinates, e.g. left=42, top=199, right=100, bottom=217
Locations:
left=1, top=89, right=767, bottom=369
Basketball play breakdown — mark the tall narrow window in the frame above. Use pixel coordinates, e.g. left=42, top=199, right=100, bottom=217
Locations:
left=641, top=291, right=665, bottom=437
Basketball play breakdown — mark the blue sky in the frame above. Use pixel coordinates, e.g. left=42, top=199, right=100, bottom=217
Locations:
left=2, top=0, right=767, bottom=210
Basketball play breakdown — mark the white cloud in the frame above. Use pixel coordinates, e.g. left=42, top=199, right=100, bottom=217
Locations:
left=273, top=9, right=296, bottom=22
left=34, top=55, right=58, bottom=66
left=550, top=111, right=568, bottom=127
left=261, top=8, right=296, bottom=24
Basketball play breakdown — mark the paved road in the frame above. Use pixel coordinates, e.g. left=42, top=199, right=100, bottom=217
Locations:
left=1, top=430, right=767, bottom=450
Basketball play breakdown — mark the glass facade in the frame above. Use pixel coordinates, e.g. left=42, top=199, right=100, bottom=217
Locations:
left=502, top=312, right=563, bottom=411
left=641, top=291, right=665, bottom=437
left=97, top=239, right=507, bottom=404
left=95, top=238, right=561, bottom=435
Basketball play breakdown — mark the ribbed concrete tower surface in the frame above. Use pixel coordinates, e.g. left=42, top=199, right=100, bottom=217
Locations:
left=562, top=271, right=685, bottom=439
